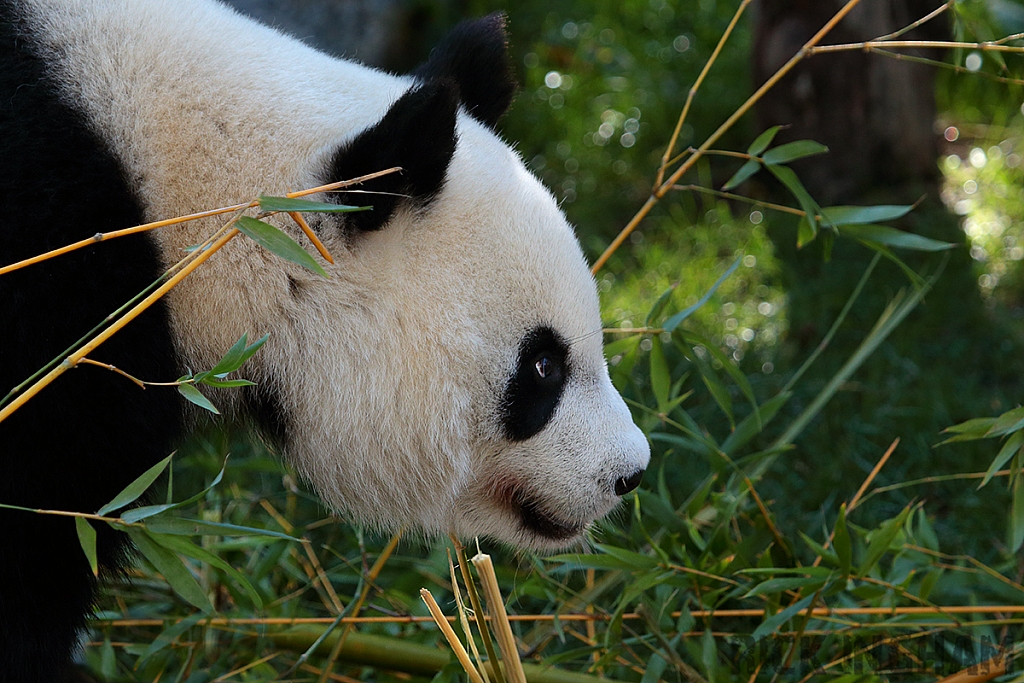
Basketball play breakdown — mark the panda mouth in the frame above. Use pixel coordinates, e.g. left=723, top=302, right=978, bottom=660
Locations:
left=512, top=490, right=582, bottom=541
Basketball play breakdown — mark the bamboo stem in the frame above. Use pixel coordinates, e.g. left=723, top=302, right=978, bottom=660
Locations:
left=0, top=168, right=398, bottom=277
left=655, top=0, right=753, bottom=188
left=471, top=553, right=527, bottom=683
left=268, top=629, right=603, bottom=683
left=808, top=39, right=1024, bottom=54
left=90, top=603, right=1024, bottom=631
left=0, top=226, right=240, bottom=424
left=873, top=1, right=952, bottom=41
left=0, top=203, right=250, bottom=276
left=592, top=0, right=865, bottom=274
left=454, top=539, right=506, bottom=683
left=421, top=588, right=485, bottom=683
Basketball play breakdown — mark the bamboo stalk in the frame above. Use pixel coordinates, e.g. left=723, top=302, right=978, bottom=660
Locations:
left=421, top=588, right=485, bottom=683
left=268, top=628, right=605, bottom=683
left=448, top=549, right=490, bottom=683
left=0, top=225, right=240, bottom=425
left=655, top=0, right=753, bottom=188
left=0, top=167, right=398, bottom=277
left=808, top=39, right=1024, bottom=54
left=318, top=532, right=403, bottom=683
left=92, top=603, right=1024, bottom=629
left=471, top=553, right=527, bottom=683
left=0, top=203, right=250, bottom=276
left=592, top=0, right=866, bottom=274
left=454, top=539, right=506, bottom=683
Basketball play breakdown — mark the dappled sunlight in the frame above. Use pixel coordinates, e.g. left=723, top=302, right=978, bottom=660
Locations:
left=941, top=128, right=1024, bottom=307
left=599, top=203, right=787, bottom=372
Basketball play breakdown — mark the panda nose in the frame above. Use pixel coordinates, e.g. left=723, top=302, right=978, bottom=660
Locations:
left=614, top=469, right=645, bottom=496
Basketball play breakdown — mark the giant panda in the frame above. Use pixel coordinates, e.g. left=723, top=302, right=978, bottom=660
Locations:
left=0, top=0, right=651, bottom=679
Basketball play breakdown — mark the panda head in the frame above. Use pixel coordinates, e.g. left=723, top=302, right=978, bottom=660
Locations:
left=264, top=14, right=651, bottom=549
left=21, top=1, right=650, bottom=550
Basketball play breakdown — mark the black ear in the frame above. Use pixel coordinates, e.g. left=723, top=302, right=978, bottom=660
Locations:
left=329, top=82, right=458, bottom=233
left=412, top=12, right=516, bottom=129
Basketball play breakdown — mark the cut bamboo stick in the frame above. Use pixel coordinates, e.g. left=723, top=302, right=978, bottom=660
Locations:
left=420, top=588, right=485, bottom=683
left=471, top=553, right=527, bottom=683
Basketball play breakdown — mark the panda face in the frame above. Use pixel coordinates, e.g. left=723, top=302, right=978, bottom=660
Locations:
left=267, top=117, right=650, bottom=549
left=11, top=0, right=649, bottom=550
left=389, top=124, right=650, bottom=548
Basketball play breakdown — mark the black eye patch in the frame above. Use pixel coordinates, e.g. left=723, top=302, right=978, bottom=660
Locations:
left=500, top=326, right=570, bottom=442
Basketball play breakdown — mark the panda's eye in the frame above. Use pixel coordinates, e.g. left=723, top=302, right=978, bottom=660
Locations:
left=534, top=356, right=557, bottom=380
left=501, top=326, right=570, bottom=441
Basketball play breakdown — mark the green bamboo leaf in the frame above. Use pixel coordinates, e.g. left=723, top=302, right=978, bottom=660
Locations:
left=152, top=533, right=263, bottom=609
left=721, top=392, right=791, bottom=455
left=645, top=283, right=678, bottom=327
left=121, top=459, right=229, bottom=523
left=701, top=630, right=718, bottom=681
left=207, top=333, right=250, bottom=377
left=762, top=140, right=829, bottom=165
left=663, top=257, right=741, bottom=332
left=857, top=507, right=911, bottom=577
left=684, top=330, right=758, bottom=428
left=979, top=430, right=1024, bottom=489
left=797, top=217, right=816, bottom=248
left=604, top=335, right=639, bottom=360
left=649, top=336, right=670, bottom=412
left=143, top=516, right=298, bottom=542
left=177, top=383, right=220, bottom=414
left=747, top=126, right=783, bottom=156
left=137, top=613, right=206, bottom=663
left=126, top=528, right=213, bottom=612
left=822, top=231, right=836, bottom=261
left=637, top=489, right=687, bottom=534
left=199, top=377, right=257, bottom=388
left=640, top=654, right=668, bottom=683
left=986, top=405, right=1024, bottom=438
left=258, top=195, right=371, bottom=214
left=752, top=596, right=814, bottom=641
left=680, top=343, right=734, bottom=429
left=225, top=333, right=269, bottom=374
left=76, top=517, right=98, bottom=577
left=594, top=544, right=661, bottom=570
left=834, top=504, right=852, bottom=578
left=915, top=508, right=939, bottom=552
left=99, top=638, right=117, bottom=679
left=204, top=331, right=269, bottom=379
left=743, top=575, right=827, bottom=599
left=722, top=159, right=761, bottom=191
left=857, top=239, right=926, bottom=288
left=546, top=553, right=647, bottom=571
left=945, top=416, right=1000, bottom=436
left=839, top=224, right=955, bottom=252
left=799, top=531, right=839, bottom=568
left=236, top=216, right=328, bottom=277
left=821, top=204, right=914, bottom=225
left=768, top=164, right=820, bottom=238
left=740, top=566, right=834, bottom=578
left=97, top=454, right=173, bottom=516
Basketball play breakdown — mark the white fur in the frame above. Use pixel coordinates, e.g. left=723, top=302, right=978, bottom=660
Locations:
left=18, top=0, right=650, bottom=549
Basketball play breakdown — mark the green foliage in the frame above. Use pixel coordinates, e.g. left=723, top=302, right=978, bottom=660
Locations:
left=174, top=333, right=267, bottom=414
left=236, top=216, right=328, bottom=277
left=479, top=0, right=755, bottom=253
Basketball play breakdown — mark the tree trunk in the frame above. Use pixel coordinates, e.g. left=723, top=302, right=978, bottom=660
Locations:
left=753, top=0, right=945, bottom=204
